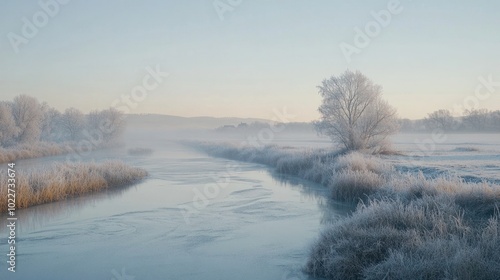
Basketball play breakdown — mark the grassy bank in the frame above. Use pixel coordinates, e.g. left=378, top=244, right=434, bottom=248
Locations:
left=192, top=143, right=344, bottom=185
left=307, top=179, right=500, bottom=279
left=193, top=142, right=500, bottom=279
left=0, top=141, right=107, bottom=163
left=192, top=142, right=394, bottom=202
left=0, top=161, right=147, bottom=212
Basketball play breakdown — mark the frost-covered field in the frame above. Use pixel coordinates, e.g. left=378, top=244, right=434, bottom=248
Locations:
left=237, top=132, right=500, bottom=184
left=388, top=133, right=500, bottom=184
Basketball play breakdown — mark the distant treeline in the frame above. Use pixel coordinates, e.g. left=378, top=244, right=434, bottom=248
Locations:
left=216, top=109, right=500, bottom=134
left=0, top=95, right=125, bottom=148
left=215, top=121, right=314, bottom=133
left=400, top=109, right=500, bottom=132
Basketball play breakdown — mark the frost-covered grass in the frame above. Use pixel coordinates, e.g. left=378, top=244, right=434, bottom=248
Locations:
left=311, top=159, right=500, bottom=279
left=0, top=161, right=147, bottom=212
left=193, top=142, right=500, bottom=279
left=0, top=142, right=73, bottom=163
left=192, top=142, right=344, bottom=185
left=0, top=141, right=104, bottom=163
left=194, top=142, right=391, bottom=202
left=331, top=170, right=386, bottom=202
left=306, top=194, right=500, bottom=280
left=330, top=152, right=392, bottom=202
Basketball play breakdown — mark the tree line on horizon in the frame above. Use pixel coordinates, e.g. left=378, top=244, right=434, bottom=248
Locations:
left=0, top=95, right=125, bottom=148
left=400, top=108, right=500, bottom=132
left=215, top=109, right=500, bottom=135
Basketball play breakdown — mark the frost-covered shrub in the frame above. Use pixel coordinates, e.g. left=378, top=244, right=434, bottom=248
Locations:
left=330, top=170, right=386, bottom=202
left=306, top=195, right=500, bottom=280
left=0, top=142, right=75, bottom=163
left=0, top=161, right=147, bottom=212
left=333, top=152, right=391, bottom=174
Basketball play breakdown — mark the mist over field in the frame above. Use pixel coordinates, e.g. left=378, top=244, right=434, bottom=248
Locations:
left=2, top=1, right=500, bottom=280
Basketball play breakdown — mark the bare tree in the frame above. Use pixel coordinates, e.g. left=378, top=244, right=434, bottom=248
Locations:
left=488, top=110, right=500, bottom=131
left=0, top=102, right=20, bottom=147
left=425, top=109, right=456, bottom=131
left=11, top=95, right=43, bottom=144
left=88, top=108, right=125, bottom=143
left=40, top=103, right=62, bottom=142
left=314, top=70, right=399, bottom=152
left=1, top=95, right=127, bottom=147
left=462, top=108, right=489, bottom=131
left=60, top=108, right=86, bottom=141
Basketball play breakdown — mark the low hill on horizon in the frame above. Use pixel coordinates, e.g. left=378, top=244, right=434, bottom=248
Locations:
left=125, top=114, right=276, bottom=130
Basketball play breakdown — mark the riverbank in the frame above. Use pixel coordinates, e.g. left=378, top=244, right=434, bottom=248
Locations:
left=193, top=142, right=500, bottom=279
left=0, top=141, right=115, bottom=163
left=0, top=161, right=147, bottom=212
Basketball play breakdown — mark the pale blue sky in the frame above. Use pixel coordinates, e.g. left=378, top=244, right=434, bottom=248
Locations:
left=1, top=0, right=499, bottom=121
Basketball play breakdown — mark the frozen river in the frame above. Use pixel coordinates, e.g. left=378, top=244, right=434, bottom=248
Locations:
left=0, top=133, right=352, bottom=280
